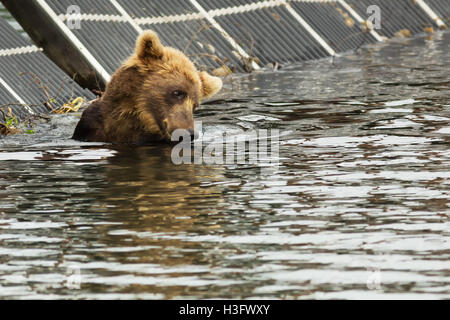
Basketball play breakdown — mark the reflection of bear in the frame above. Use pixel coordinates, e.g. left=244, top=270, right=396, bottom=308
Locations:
left=72, top=30, right=222, bottom=144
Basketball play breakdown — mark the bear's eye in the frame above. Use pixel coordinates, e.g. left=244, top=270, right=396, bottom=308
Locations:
left=172, top=90, right=187, bottom=100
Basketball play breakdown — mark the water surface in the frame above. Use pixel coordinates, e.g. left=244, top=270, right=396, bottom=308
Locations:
left=0, top=32, right=449, bottom=299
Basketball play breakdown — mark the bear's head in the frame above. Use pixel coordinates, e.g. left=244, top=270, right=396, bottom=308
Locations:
left=114, top=30, right=223, bottom=142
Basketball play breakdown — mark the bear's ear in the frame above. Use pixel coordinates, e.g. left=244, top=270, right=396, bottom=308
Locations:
left=199, top=71, right=223, bottom=99
left=136, top=30, right=164, bottom=61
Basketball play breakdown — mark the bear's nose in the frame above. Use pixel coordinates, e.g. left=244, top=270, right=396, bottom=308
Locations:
left=188, top=128, right=199, bottom=141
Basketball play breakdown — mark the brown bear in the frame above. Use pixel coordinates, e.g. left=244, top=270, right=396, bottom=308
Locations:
left=72, top=30, right=222, bottom=144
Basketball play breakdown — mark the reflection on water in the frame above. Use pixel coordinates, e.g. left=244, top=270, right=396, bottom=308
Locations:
left=0, top=32, right=449, bottom=299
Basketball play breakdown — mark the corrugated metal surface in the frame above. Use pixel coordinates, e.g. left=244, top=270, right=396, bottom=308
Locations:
left=346, top=0, right=439, bottom=38
left=289, top=1, right=377, bottom=52
left=196, top=0, right=242, bottom=10
left=0, top=84, right=16, bottom=102
left=0, top=17, right=94, bottom=122
left=117, top=0, right=198, bottom=17
left=46, top=0, right=120, bottom=15
left=69, top=20, right=139, bottom=74
left=426, top=0, right=450, bottom=23
left=210, top=5, right=330, bottom=64
left=45, top=0, right=140, bottom=75
left=197, top=0, right=332, bottom=62
left=45, top=0, right=239, bottom=74
left=45, top=0, right=255, bottom=73
left=0, top=18, right=28, bottom=48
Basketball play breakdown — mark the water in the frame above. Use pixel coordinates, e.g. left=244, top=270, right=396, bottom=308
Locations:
left=0, top=32, right=449, bottom=299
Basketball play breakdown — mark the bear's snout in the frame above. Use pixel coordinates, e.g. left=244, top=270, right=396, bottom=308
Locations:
left=162, top=105, right=197, bottom=141
left=163, top=121, right=198, bottom=142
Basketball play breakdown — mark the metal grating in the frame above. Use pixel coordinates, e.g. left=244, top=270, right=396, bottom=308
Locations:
left=197, top=0, right=334, bottom=62
left=0, top=17, right=94, bottom=122
left=426, top=0, right=450, bottom=24
left=117, top=0, right=198, bottom=17
left=45, top=0, right=241, bottom=75
left=196, top=0, right=245, bottom=10
left=289, top=1, right=377, bottom=52
left=209, top=5, right=330, bottom=65
left=0, top=18, right=29, bottom=48
left=68, top=20, right=139, bottom=75
left=46, top=0, right=121, bottom=15
left=346, top=0, right=439, bottom=38
left=1, top=0, right=448, bottom=94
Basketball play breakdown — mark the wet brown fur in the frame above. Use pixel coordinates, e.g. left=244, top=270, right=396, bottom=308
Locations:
left=72, top=30, right=222, bottom=144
